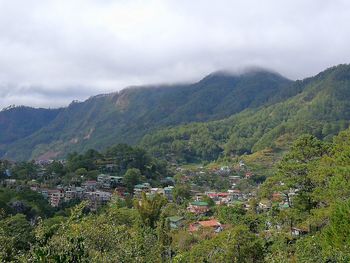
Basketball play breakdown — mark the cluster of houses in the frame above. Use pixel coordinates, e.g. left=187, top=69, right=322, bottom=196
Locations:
left=27, top=173, right=176, bottom=210
left=258, top=189, right=299, bottom=212
left=133, top=183, right=175, bottom=201
left=167, top=215, right=224, bottom=233
left=35, top=186, right=113, bottom=210
left=28, top=174, right=122, bottom=209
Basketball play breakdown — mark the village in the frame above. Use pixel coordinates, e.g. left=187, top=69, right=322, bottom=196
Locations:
left=0, top=158, right=301, bottom=236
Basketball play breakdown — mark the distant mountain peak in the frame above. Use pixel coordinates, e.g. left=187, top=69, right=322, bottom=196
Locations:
left=199, top=67, right=287, bottom=85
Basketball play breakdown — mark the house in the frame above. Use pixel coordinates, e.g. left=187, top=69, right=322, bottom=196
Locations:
left=97, top=174, right=123, bottom=189
left=187, top=201, right=210, bottom=214
left=47, top=189, right=64, bottom=207
left=189, top=219, right=223, bottom=233
left=97, top=174, right=110, bottom=188
left=82, top=180, right=97, bottom=191
left=216, top=166, right=231, bottom=176
left=291, top=227, right=309, bottom=237
left=75, top=187, right=85, bottom=199
left=258, top=199, right=272, bottom=211
left=114, top=186, right=128, bottom=197
left=207, top=192, right=230, bottom=204
left=168, top=216, right=184, bottom=229
left=109, top=176, right=123, bottom=187
left=164, top=186, right=174, bottom=201
left=4, top=179, right=16, bottom=186
left=228, top=189, right=243, bottom=200
left=239, top=160, right=245, bottom=167
left=97, top=174, right=109, bottom=184
left=134, top=183, right=151, bottom=197
left=193, top=191, right=205, bottom=201
left=5, top=169, right=11, bottom=177
left=245, top=172, right=253, bottom=179
left=161, top=177, right=175, bottom=185
left=38, top=188, right=49, bottom=199
left=272, top=192, right=284, bottom=202
left=65, top=189, right=78, bottom=202
left=279, top=203, right=290, bottom=209
left=229, top=175, right=241, bottom=183
left=84, top=190, right=112, bottom=211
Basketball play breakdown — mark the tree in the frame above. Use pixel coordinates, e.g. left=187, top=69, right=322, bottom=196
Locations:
left=173, top=184, right=191, bottom=204
left=134, top=192, right=167, bottom=229
left=75, top=168, right=88, bottom=176
left=216, top=205, right=246, bottom=225
left=123, top=168, right=142, bottom=193
left=0, top=214, right=34, bottom=253
left=179, top=225, right=264, bottom=262
left=157, top=214, right=172, bottom=262
left=261, top=135, right=329, bottom=233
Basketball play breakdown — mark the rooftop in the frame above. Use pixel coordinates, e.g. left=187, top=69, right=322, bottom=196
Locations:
left=198, top=219, right=221, bottom=227
left=191, top=201, right=209, bottom=206
left=168, top=216, right=184, bottom=223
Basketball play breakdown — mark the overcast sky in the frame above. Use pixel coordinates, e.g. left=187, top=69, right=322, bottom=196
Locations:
left=0, top=0, right=350, bottom=109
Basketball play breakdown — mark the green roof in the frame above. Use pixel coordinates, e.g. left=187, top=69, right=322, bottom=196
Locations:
left=191, top=201, right=208, bottom=206
left=168, top=216, right=184, bottom=223
left=134, top=183, right=149, bottom=189
left=280, top=203, right=290, bottom=209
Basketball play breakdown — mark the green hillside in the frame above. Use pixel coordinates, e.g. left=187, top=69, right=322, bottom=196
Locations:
left=0, top=106, right=61, bottom=156
left=1, top=70, right=292, bottom=160
left=141, top=64, right=350, bottom=162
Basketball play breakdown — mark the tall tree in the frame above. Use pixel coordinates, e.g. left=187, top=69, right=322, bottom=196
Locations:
left=134, top=192, right=167, bottom=229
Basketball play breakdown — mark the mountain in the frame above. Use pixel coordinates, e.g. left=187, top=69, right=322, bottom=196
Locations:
left=141, top=64, right=350, bottom=162
left=0, top=106, right=61, bottom=156
left=0, top=69, right=292, bottom=160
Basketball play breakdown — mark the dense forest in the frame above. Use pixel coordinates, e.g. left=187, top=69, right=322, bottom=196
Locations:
left=141, top=65, right=350, bottom=162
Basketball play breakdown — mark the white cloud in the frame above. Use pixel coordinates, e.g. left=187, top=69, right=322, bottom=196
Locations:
left=0, top=0, right=349, bottom=108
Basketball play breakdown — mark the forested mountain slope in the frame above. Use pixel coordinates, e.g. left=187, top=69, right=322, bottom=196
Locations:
left=141, top=64, right=350, bottom=162
left=1, top=70, right=292, bottom=160
left=0, top=106, right=61, bottom=155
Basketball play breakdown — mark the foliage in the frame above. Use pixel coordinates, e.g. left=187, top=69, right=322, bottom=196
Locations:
left=134, top=192, right=167, bottom=229
left=142, top=65, right=350, bottom=163
left=0, top=187, right=54, bottom=219
left=173, top=184, right=192, bottom=204
left=176, top=225, right=264, bottom=263
left=123, top=168, right=142, bottom=193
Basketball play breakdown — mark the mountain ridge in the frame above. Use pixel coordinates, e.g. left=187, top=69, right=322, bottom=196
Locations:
left=0, top=68, right=293, bottom=160
left=1, top=64, right=350, bottom=161
left=141, top=64, right=350, bottom=162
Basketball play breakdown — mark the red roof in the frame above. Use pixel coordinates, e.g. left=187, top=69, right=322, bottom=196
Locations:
left=208, top=192, right=229, bottom=198
left=245, top=172, right=253, bottom=177
left=198, top=219, right=221, bottom=228
left=189, top=224, right=198, bottom=232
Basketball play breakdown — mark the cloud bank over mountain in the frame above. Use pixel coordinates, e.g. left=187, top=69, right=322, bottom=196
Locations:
left=0, top=0, right=350, bottom=108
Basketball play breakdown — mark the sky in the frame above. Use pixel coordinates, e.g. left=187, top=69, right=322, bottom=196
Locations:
left=0, top=0, right=350, bottom=109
